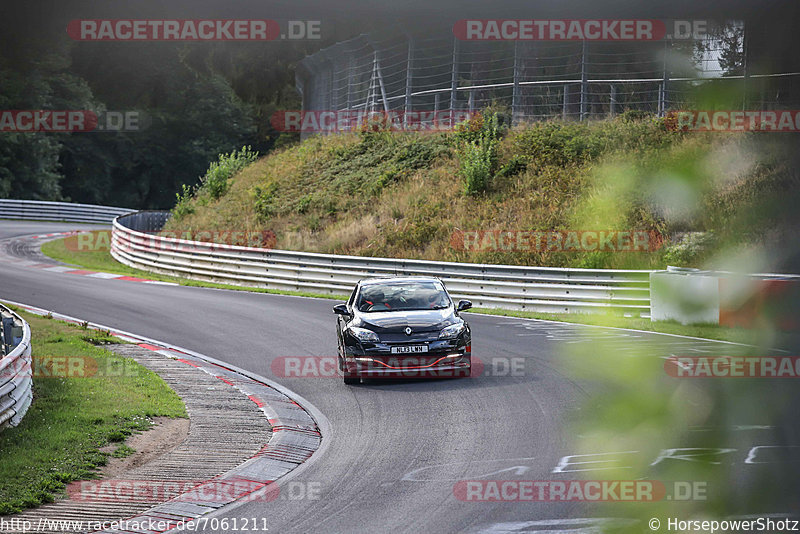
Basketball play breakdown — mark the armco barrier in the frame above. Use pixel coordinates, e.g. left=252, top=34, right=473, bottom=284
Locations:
left=0, top=303, right=32, bottom=429
left=111, top=211, right=653, bottom=316
left=0, top=199, right=134, bottom=223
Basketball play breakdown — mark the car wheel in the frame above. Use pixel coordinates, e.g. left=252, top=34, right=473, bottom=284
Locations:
left=337, top=343, right=346, bottom=372
left=339, top=343, right=359, bottom=384
left=343, top=374, right=360, bottom=385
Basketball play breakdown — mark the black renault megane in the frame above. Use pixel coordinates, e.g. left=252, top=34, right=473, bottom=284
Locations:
left=333, top=276, right=472, bottom=384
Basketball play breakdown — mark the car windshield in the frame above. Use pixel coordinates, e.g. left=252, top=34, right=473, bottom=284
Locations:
left=356, top=281, right=450, bottom=312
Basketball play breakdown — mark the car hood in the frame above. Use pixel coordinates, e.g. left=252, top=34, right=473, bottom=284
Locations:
left=354, top=307, right=457, bottom=333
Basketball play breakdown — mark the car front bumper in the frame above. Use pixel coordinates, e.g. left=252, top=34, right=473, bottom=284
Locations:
left=343, top=340, right=471, bottom=378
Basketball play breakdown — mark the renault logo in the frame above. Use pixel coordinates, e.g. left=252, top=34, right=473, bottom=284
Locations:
left=404, top=327, right=412, bottom=336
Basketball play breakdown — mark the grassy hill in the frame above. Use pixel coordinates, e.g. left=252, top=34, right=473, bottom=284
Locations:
left=163, top=112, right=796, bottom=271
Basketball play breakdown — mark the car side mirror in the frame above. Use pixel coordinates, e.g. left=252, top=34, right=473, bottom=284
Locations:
left=457, top=300, right=472, bottom=312
left=333, top=303, right=350, bottom=315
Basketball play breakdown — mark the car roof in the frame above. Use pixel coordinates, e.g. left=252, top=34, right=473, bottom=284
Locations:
left=359, top=276, right=442, bottom=287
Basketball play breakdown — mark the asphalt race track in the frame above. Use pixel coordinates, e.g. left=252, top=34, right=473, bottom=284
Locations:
left=1, top=221, right=798, bottom=534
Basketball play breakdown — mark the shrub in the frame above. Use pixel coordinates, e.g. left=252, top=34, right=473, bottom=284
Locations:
left=171, top=184, right=196, bottom=221
left=199, top=145, right=259, bottom=200
left=662, top=232, right=716, bottom=267
left=496, top=156, right=527, bottom=178
left=458, top=112, right=501, bottom=195
left=460, top=140, right=495, bottom=195
left=253, top=182, right=278, bottom=220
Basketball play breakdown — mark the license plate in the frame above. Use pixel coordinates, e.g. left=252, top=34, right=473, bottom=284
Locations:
left=391, top=345, right=429, bottom=354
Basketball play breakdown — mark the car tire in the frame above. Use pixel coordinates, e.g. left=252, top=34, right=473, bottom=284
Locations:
left=338, top=342, right=357, bottom=384
left=343, top=373, right=360, bottom=385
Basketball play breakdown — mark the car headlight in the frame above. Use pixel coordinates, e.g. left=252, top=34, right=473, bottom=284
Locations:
left=439, top=323, right=466, bottom=339
left=349, top=327, right=380, bottom=343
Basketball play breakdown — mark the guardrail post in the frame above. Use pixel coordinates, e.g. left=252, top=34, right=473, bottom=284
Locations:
left=2, top=316, right=13, bottom=355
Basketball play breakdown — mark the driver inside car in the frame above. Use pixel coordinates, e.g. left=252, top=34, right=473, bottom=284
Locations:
left=359, top=288, right=392, bottom=311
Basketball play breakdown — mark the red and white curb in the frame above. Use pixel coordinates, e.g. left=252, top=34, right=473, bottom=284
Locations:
left=2, top=231, right=178, bottom=286
left=0, top=299, right=330, bottom=534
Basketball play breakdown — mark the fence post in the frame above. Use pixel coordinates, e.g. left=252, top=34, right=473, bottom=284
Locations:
left=742, top=23, right=749, bottom=110
left=404, top=36, right=414, bottom=128
left=562, top=84, right=569, bottom=120
left=375, top=51, right=391, bottom=113
left=365, top=52, right=377, bottom=113
left=325, top=59, right=334, bottom=113
left=610, top=84, right=617, bottom=116
left=659, top=39, right=670, bottom=116
left=450, top=37, right=460, bottom=114
left=512, top=41, right=521, bottom=125
left=468, top=90, right=475, bottom=113
left=346, top=53, right=354, bottom=111
left=580, top=40, right=588, bottom=121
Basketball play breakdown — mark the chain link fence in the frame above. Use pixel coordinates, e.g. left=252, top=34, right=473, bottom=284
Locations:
left=295, top=25, right=799, bottom=131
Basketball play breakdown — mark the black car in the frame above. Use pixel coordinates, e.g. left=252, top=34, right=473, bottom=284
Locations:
left=333, top=276, right=472, bottom=384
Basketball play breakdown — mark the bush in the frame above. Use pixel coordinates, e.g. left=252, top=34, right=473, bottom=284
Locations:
left=458, top=112, right=501, bottom=195
left=199, top=145, right=259, bottom=200
left=662, top=232, right=716, bottom=267
left=497, top=156, right=527, bottom=178
left=171, top=184, right=196, bottom=221
left=460, top=140, right=496, bottom=195
left=510, top=117, right=671, bottom=168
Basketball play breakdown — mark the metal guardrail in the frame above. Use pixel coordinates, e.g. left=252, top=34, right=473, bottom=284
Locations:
left=0, top=303, right=33, bottom=429
left=0, top=199, right=134, bottom=224
left=111, top=211, right=653, bottom=315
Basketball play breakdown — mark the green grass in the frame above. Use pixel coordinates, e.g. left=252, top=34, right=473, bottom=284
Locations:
left=41, top=237, right=166, bottom=280
left=0, top=307, right=186, bottom=515
left=111, top=445, right=135, bottom=459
